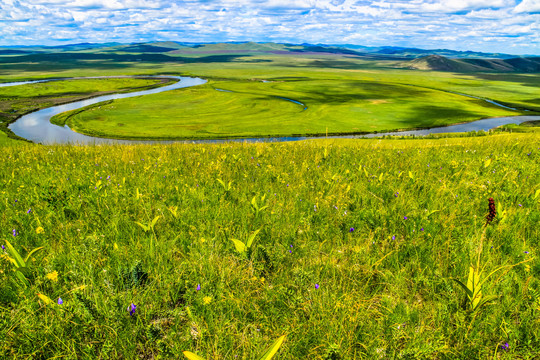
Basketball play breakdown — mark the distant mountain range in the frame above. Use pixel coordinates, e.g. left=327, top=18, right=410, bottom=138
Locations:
left=1, top=41, right=538, bottom=73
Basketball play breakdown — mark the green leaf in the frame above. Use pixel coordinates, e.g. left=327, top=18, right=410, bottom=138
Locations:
left=5, top=240, right=25, bottom=269
left=246, top=229, right=261, bottom=249
left=24, top=246, right=44, bottom=264
left=484, top=159, right=492, bottom=168
left=408, top=171, right=414, bottom=180
left=231, top=239, right=246, bottom=254
left=258, top=335, right=286, bottom=360
left=534, top=189, right=540, bottom=200
left=151, top=216, right=160, bottom=228
left=135, top=222, right=150, bottom=232
left=183, top=351, right=206, bottom=360
left=452, top=278, right=473, bottom=299
left=379, top=173, right=384, bottom=182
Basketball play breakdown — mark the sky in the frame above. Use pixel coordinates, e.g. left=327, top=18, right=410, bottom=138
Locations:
left=0, top=0, right=539, bottom=55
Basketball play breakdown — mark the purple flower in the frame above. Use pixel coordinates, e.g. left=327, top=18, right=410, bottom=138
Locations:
left=420, top=228, right=424, bottom=231
left=403, top=216, right=408, bottom=220
left=524, top=251, right=529, bottom=254
left=518, top=204, right=522, bottom=207
left=392, top=235, right=396, bottom=240
left=315, top=284, right=319, bottom=289
left=500, top=342, right=509, bottom=351
left=349, top=227, right=354, bottom=232
left=1, top=245, right=4, bottom=250
left=290, top=245, right=293, bottom=248
left=12, top=229, right=18, bottom=237
left=128, top=303, right=137, bottom=316
left=196, top=284, right=201, bottom=291
left=289, top=250, right=292, bottom=253
left=57, top=298, right=63, bottom=305
left=27, top=208, right=31, bottom=214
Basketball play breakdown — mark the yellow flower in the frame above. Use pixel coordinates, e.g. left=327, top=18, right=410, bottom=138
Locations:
left=36, top=227, right=44, bottom=234
left=46, top=271, right=58, bottom=282
left=203, top=296, right=213, bottom=305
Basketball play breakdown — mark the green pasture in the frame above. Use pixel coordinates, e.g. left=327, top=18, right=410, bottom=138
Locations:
left=0, top=77, right=167, bottom=141
left=0, top=133, right=539, bottom=359
left=52, top=77, right=523, bottom=140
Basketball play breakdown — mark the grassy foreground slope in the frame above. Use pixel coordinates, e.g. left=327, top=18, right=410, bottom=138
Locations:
left=1, top=134, right=539, bottom=359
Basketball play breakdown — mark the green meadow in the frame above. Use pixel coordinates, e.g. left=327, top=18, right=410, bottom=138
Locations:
left=0, top=50, right=539, bottom=359
left=0, top=135, right=539, bottom=359
left=0, top=77, right=168, bottom=142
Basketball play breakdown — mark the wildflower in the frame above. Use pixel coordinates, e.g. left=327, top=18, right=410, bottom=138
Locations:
left=203, top=296, right=213, bottom=305
left=524, top=251, right=529, bottom=254
left=36, top=227, right=44, bottom=234
left=349, top=227, right=354, bottom=232
left=392, top=235, right=396, bottom=240
left=420, top=228, right=424, bottom=231
left=518, top=204, right=522, bottom=207
left=196, top=284, right=201, bottom=291
left=403, top=216, right=408, bottom=220
left=315, top=284, right=320, bottom=289
left=57, top=298, right=63, bottom=305
left=27, top=208, right=31, bottom=214
left=1, top=245, right=4, bottom=250
left=46, top=271, right=59, bottom=282
left=500, top=342, right=509, bottom=351
left=486, top=197, right=496, bottom=225
left=12, top=229, right=18, bottom=237
left=128, top=303, right=137, bottom=316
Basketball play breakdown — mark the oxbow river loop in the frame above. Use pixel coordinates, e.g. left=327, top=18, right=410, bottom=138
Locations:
left=6, top=76, right=540, bottom=145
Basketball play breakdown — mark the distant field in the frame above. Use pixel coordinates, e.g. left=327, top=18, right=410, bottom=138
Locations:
left=0, top=77, right=168, bottom=141
left=50, top=72, right=528, bottom=140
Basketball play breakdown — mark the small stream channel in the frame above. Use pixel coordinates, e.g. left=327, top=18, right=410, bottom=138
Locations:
left=6, top=76, right=539, bottom=145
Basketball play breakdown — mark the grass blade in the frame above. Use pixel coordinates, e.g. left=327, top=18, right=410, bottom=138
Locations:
left=258, top=335, right=286, bottom=360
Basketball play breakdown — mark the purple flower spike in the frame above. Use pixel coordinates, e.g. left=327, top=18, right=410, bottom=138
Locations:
left=128, top=303, right=137, bottom=316
left=57, top=298, right=63, bottom=305
left=315, top=284, right=319, bottom=289
left=196, top=284, right=201, bottom=291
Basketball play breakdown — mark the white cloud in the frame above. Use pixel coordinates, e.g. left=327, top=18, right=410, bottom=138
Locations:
left=514, top=0, right=540, bottom=13
left=0, top=0, right=537, bottom=55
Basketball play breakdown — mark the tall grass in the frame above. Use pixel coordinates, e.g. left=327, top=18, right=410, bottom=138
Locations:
left=0, top=133, right=539, bottom=359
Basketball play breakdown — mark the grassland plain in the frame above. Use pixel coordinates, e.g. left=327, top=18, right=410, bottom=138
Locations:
left=32, top=54, right=536, bottom=141
left=2, top=53, right=539, bottom=140
left=0, top=77, right=169, bottom=142
left=52, top=78, right=523, bottom=140
left=0, top=133, right=539, bottom=359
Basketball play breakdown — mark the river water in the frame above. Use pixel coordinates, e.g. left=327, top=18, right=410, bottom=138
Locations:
left=6, top=76, right=539, bottom=145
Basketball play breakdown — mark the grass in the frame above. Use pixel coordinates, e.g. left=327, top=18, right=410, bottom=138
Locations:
left=0, top=77, right=169, bottom=141
left=0, top=133, right=539, bottom=359
left=52, top=77, right=523, bottom=140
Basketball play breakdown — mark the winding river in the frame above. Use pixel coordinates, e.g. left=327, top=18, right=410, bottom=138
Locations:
left=5, top=76, right=539, bottom=145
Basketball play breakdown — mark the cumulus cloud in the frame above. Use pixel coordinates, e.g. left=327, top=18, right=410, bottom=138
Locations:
left=0, top=0, right=538, bottom=55
left=513, top=0, right=540, bottom=13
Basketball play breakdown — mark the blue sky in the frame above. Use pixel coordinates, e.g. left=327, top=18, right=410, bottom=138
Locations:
left=1, top=0, right=539, bottom=55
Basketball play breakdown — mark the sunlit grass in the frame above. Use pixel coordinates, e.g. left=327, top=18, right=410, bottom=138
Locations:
left=1, top=133, right=538, bottom=359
